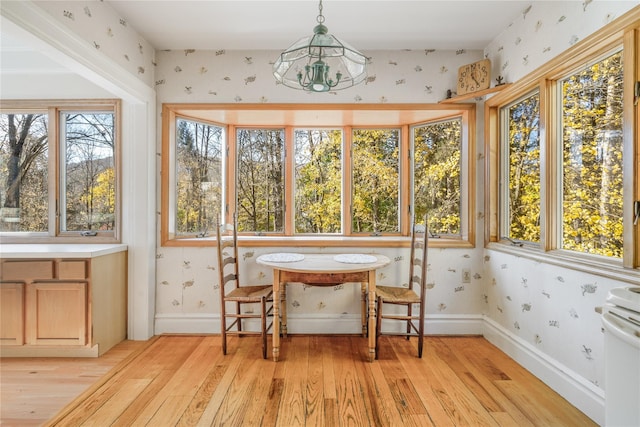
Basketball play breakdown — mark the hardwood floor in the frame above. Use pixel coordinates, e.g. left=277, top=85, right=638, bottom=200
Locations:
left=1, top=335, right=596, bottom=426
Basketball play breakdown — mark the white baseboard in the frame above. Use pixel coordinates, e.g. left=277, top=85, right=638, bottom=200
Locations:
left=482, top=316, right=603, bottom=425
left=154, top=313, right=484, bottom=335
left=154, top=313, right=601, bottom=424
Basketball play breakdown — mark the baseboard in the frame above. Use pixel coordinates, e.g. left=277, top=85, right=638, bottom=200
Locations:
left=0, top=344, right=99, bottom=358
left=154, top=313, right=485, bottom=336
left=482, top=316, right=604, bottom=425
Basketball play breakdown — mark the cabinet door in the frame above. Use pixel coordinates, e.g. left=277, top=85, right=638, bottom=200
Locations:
left=26, top=282, right=87, bottom=346
left=0, top=282, right=24, bottom=345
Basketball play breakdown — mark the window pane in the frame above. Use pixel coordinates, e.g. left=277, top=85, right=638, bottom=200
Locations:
left=175, top=118, right=223, bottom=235
left=352, top=129, right=400, bottom=233
left=294, top=129, right=342, bottom=233
left=413, top=119, right=461, bottom=235
left=0, top=113, right=49, bottom=232
left=561, top=50, right=623, bottom=257
left=237, top=128, right=285, bottom=233
left=62, top=112, right=115, bottom=232
left=504, top=93, right=540, bottom=242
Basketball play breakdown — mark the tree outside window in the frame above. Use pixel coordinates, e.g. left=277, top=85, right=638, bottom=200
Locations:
left=236, top=128, right=285, bottom=233
left=352, top=129, right=400, bottom=234
left=561, top=50, right=623, bottom=258
left=62, top=112, right=115, bottom=232
left=503, top=93, right=541, bottom=243
left=175, top=118, right=223, bottom=236
left=0, top=113, right=48, bottom=232
left=413, top=119, right=461, bottom=235
left=294, top=129, right=342, bottom=234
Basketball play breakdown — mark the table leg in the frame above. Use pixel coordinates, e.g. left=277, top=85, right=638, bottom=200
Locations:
left=272, top=270, right=280, bottom=362
left=361, top=282, right=367, bottom=337
left=280, top=283, right=288, bottom=337
left=367, top=269, right=376, bottom=362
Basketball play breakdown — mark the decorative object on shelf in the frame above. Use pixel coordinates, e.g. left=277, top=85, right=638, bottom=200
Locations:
left=496, top=75, right=505, bottom=86
left=457, top=58, right=491, bottom=95
left=272, top=0, right=367, bottom=92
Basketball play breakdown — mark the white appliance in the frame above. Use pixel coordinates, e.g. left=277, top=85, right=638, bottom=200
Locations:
left=602, top=285, right=640, bottom=427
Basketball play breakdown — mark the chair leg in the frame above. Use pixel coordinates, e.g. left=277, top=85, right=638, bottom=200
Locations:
left=221, top=302, right=227, bottom=355
left=261, top=296, right=267, bottom=359
left=418, top=305, right=425, bottom=358
left=375, top=296, right=383, bottom=359
left=406, top=303, right=412, bottom=340
left=235, top=301, right=242, bottom=332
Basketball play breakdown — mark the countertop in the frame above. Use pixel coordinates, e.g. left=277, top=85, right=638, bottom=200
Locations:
left=0, top=244, right=128, bottom=258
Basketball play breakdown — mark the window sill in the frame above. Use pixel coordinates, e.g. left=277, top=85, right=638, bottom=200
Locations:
left=486, top=242, right=639, bottom=285
left=162, top=235, right=474, bottom=249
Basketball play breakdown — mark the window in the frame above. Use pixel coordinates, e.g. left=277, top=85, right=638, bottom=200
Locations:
left=161, top=105, right=475, bottom=247
left=352, top=128, right=400, bottom=234
left=560, top=51, right=623, bottom=257
left=0, top=101, right=120, bottom=242
left=500, top=92, right=540, bottom=244
left=294, top=129, right=342, bottom=234
left=413, top=118, right=462, bottom=237
left=175, top=117, right=223, bottom=236
left=486, top=13, right=640, bottom=274
left=236, top=128, right=285, bottom=234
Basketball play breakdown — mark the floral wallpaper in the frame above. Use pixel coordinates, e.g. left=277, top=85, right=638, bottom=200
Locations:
left=154, top=48, right=484, bottom=104
left=155, top=245, right=483, bottom=334
left=34, top=0, right=155, bottom=88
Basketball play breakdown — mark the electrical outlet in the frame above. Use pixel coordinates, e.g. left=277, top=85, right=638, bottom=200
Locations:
left=462, top=269, right=471, bottom=283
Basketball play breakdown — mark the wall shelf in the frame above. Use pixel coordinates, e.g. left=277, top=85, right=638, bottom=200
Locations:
left=439, top=83, right=512, bottom=104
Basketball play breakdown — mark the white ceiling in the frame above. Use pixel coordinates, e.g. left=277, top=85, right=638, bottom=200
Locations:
left=105, top=0, right=530, bottom=51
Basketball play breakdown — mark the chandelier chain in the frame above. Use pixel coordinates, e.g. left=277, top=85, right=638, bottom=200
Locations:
left=317, top=0, right=325, bottom=24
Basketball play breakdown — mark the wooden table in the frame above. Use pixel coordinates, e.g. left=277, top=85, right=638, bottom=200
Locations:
left=256, top=253, right=391, bottom=362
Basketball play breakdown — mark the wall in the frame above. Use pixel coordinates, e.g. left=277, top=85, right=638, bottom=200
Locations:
left=153, top=47, right=488, bottom=335
left=483, top=1, right=639, bottom=423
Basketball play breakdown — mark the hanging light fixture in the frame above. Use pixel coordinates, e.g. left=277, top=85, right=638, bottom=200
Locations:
left=273, top=0, right=367, bottom=92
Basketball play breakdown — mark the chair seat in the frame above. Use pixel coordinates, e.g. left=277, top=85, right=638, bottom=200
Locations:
left=225, top=285, right=273, bottom=301
left=376, top=285, right=420, bottom=304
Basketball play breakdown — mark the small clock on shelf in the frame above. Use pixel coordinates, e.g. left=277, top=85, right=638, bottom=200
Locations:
left=457, top=59, right=491, bottom=96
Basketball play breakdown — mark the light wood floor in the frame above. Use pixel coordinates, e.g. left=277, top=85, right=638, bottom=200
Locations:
left=1, top=335, right=596, bottom=426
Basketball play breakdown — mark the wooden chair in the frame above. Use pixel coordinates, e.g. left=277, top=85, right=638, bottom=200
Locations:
left=216, top=215, right=274, bottom=359
left=375, top=216, right=428, bottom=358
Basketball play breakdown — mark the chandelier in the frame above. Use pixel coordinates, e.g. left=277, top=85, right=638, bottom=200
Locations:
left=273, top=0, right=367, bottom=92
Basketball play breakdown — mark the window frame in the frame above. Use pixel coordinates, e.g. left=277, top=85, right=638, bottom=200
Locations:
left=484, top=10, right=640, bottom=279
left=161, top=104, right=475, bottom=248
left=0, top=99, right=121, bottom=243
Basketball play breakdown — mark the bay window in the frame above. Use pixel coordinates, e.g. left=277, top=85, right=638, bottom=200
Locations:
left=161, top=104, right=474, bottom=247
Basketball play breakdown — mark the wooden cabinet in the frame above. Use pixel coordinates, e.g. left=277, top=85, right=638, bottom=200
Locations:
left=0, top=282, right=24, bottom=345
left=0, top=250, right=127, bottom=357
left=26, top=282, right=87, bottom=345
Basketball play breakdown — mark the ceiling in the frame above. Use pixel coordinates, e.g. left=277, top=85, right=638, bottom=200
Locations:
left=1, top=1, right=530, bottom=104
left=105, top=0, right=530, bottom=51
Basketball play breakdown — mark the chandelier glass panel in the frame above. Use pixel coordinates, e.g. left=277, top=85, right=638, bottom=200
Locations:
left=273, top=0, right=367, bottom=92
